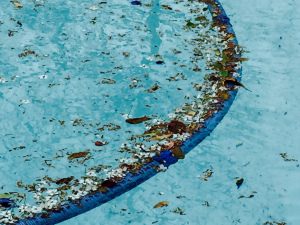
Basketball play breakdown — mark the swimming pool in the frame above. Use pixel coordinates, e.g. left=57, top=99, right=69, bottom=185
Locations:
left=1, top=0, right=299, bottom=224
left=63, top=1, right=300, bottom=224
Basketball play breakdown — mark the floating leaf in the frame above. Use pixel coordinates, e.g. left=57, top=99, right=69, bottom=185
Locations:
left=239, top=57, right=249, bottom=62
left=101, top=179, right=117, bottom=188
left=150, top=133, right=172, bottom=141
left=220, top=70, right=229, bottom=77
left=186, top=20, right=197, bottom=29
left=95, top=141, right=106, bottom=146
left=153, top=201, right=169, bottom=208
left=223, top=78, right=251, bottom=91
left=131, top=0, right=141, bottom=5
left=167, top=120, right=186, bottom=134
left=218, top=91, right=230, bottom=100
left=236, top=178, right=244, bottom=189
left=55, top=176, right=74, bottom=185
left=171, top=146, right=185, bottom=159
left=147, top=83, right=160, bottom=93
left=126, top=116, right=150, bottom=124
left=161, top=5, right=172, bottom=10
left=155, top=60, right=164, bottom=65
left=68, top=151, right=89, bottom=160
left=101, top=78, right=116, bottom=84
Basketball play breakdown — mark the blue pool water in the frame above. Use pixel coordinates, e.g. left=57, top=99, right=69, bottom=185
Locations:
left=62, top=0, right=300, bottom=225
left=0, top=0, right=299, bottom=224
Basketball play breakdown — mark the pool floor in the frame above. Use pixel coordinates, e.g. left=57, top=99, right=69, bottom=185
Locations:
left=62, top=0, right=300, bottom=224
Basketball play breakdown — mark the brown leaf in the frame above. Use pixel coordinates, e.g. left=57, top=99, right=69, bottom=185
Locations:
left=171, top=146, right=185, bottom=159
left=101, top=179, right=117, bottom=188
left=126, top=116, right=150, bottom=124
left=153, top=201, right=169, bottom=208
left=223, top=78, right=251, bottom=91
left=161, top=5, right=172, bottom=10
left=95, top=141, right=106, bottom=146
left=55, top=176, right=74, bottom=185
left=68, top=151, right=89, bottom=160
left=239, top=57, right=249, bottom=62
left=217, top=91, right=230, bottom=100
left=98, top=186, right=108, bottom=193
left=167, top=120, right=186, bottom=134
left=147, top=83, right=160, bottom=93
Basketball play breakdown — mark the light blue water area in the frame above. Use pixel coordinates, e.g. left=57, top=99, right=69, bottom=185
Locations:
left=61, top=0, right=300, bottom=225
left=1, top=0, right=218, bottom=221
left=0, top=0, right=206, bottom=190
left=0, top=0, right=299, bottom=224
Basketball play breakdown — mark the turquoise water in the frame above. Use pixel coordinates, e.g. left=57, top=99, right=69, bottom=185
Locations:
left=63, top=0, right=300, bottom=225
left=1, top=0, right=230, bottom=223
left=0, top=0, right=299, bottom=224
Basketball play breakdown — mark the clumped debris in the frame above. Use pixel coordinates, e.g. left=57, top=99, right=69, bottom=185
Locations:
left=18, top=49, right=37, bottom=58
left=200, top=168, right=213, bottom=181
left=11, top=0, right=23, bottom=9
left=171, top=207, right=186, bottom=215
left=280, top=152, right=298, bottom=162
left=202, top=201, right=210, bottom=207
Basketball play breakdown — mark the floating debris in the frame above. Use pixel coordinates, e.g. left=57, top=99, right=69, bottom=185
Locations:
left=147, top=84, right=160, bottom=93
left=126, top=116, right=150, bottom=124
left=18, top=49, right=37, bottom=58
left=55, top=176, right=74, bottom=185
left=202, top=201, right=210, bottom=207
left=238, top=191, right=257, bottom=199
left=95, top=141, right=106, bottom=147
left=263, top=221, right=287, bottom=225
left=200, top=168, right=213, bottom=181
left=235, top=178, right=244, bottom=189
left=68, top=151, right=90, bottom=160
left=280, top=153, right=298, bottom=162
left=171, top=207, right=186, bottom=215
left=101, top=78, right=116, bottom=84
left=0, top=0, right=245, bottom=223
left=131, top=1, right=141, bottom=6
left=11, top=0, right=23, bottom=9
left=153, top=201, right=169, bottom=208
left=167, top=120, right=186, bottom=134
